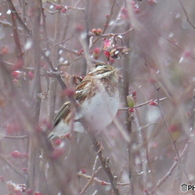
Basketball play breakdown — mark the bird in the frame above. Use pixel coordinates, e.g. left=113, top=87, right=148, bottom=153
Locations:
left=48, top=63, right=119, bottom=140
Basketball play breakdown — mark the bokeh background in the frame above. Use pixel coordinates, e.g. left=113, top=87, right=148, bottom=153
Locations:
left=0, top=0, right=195, bottom=194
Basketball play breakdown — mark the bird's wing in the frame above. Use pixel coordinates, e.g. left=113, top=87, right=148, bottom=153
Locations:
left=75, top=76, right=94, bottom=103
left=53, top=76, right=93, bottom=126
left=53, top=101, right=70, bottom=126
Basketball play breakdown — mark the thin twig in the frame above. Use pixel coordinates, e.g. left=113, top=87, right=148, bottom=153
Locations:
left=119, top=97, right=167, bottom=110
left=78, top=171, right=110, bottom=185
left=79, top=166, right=102, bottom=195
left=154, top=28, right=195, bottom=61
left=189, top=89, right=195, bottom=131
left=6, top=0, right=32, bottom=36
left=78, top=171, right=130, bottom=186
left=27, top=0, right=42, bottom=190
left=92, top=156, right=99, bottom=172
left=7, top=0, right=66, bottom=90
left=92, top=190, right=98, bottom=195
left=92, top=0, right=116, bottom=45
left=85, top=0, right=90, bottom=47
left=0, top=20, right=23, bottom=31
left=132, top=110, right=148, bottom=189
left=9, top=3, right=23, bottom=58
left=0, top=153, right=26, bottom=180
left=178, top=0, right=195, bottom=29
left=89, top=28, right=133, bottom=38
left=145, top=62, right=192, bottom=188
left=89, top=136, right=120, bottom=195
left=50, top=37, right=72, bottom=49
left=41, top=50, right=66, bottom=89
left=0, top=134, right=28, bottom=139
left=21, top=0, right=26, bottom=24
left=47, top=0, right=62, bottom=121
left=156, top=89, right=191, bottom=183
left=40, top=3, right=50, bottom=49
left=154, top=139, right=190, bottom=190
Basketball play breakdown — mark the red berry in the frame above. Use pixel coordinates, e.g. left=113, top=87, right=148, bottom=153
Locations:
left=54, top=138, right=62, bottom=145
left=75, top=25, right=84, bottom=32
left=96, top=28, right=102, bottom=35
left=11, top=151, right=22, bottom=158
left=134, top=8, right=141, bottom=14
left=65, top=133, right=71, bottom=139
left=104, top=51, right=110, bottom=58
left=93, top=47, right=100, bottom=59
left=91, top=29, right=97, bottom=34
left=128, top=108, right=135, bottom=112
left=103, top=39, right=111, bottom=49
left=11, top=71, right=21, bottom=79
left=78, top=48, right=84, bottom=55
left=93, top=47, right=100, bottom=54
left=50, top=148, right=64, bottom=159
left=132, top=91, right=136, bottom=97
left=101, top=181, right=107, bottom=185
left=61, top=8, right=67, bottom=13
left=1, top=46, right=9, bottom=55
left=81, top=169, right=86, bottom=174
left=34, top=192, right=43, bottom=195
left=28, top=71, right=34, bottom=80
left=184, top=51, right=191, bottom=58
left=169, top=124, right=178, bottom=132
left=149, top=101, right=158, bottom=106
left=55, top=5, right=63, bottom=10
left=120, top=8, right=128, bottom=19
left=22, top=168, right=28, bottom=173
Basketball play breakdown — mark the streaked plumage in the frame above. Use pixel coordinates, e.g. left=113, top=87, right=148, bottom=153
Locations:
left=48, top=63, right=119, bottom=140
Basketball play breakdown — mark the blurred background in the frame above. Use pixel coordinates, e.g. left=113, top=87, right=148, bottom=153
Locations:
left=0, top=0, right=195, bottom=194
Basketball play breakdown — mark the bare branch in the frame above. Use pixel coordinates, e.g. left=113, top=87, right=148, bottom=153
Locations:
left=6, top=0, right=32, bottom=36
left=153, top=139, right=190, bottom=190
left=89, top=28, right=133, bottom=38
left=0, top=134, right=28, bottom=139
left=79, top=166, right=102, bottom=195
left=0, top=153, right=26, bottom=180
left=90, top=137, right=120, bottom=195
left=92, top=0, right=116, bottom=45
left=178, top=0, right=195, bottom=29
left=119, top=97, right=167, bottom=111
left=78, top=171, right=130, bottom=187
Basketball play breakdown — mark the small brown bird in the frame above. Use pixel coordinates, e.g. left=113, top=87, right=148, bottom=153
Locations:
left=48, top=63, right=119, bottom=140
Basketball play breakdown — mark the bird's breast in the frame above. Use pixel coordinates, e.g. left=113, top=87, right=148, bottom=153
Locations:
left=80, top=84, right=119, bottom=132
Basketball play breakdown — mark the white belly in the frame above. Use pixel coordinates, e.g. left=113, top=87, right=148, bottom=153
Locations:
left=80, top=86, right=119, bottom=132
